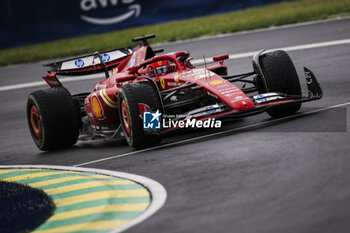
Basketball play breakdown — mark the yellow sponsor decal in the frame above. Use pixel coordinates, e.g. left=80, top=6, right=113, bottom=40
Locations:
left=102, top=89, right=117, bottom=105
left=160, top=79, right=165, bottom=89
left=158, top=61, right=163, bottom=66
left=209, top=80, right=224, bottom=85
left=174, top=75, right=179, bottom=82
left=92, top=96, right=104, bottom=118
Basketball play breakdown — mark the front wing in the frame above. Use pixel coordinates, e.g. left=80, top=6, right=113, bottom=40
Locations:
left=159, top=67, right=322, bottom=132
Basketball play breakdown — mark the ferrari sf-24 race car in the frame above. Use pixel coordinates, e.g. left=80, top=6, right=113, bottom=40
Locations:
left=27, top=34, right=323, bottom=151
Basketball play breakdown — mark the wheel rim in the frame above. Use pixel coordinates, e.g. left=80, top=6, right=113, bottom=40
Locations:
left=121, top=100, right=131, bottom=136
left=30, top=105, right=42, bottom=139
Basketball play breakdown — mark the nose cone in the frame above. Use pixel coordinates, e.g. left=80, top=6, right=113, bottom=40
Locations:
left=199, top=76, right=255, bottom=111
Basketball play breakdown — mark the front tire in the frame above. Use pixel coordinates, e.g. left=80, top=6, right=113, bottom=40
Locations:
left=26, top=87, right=80, bottom=151
left=117, top=81, right=162, bottom=148
left=259, top=50, right=302, bottom=118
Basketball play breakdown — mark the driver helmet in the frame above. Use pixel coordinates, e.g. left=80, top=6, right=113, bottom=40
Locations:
left=149, top=60, right=169, bottom=75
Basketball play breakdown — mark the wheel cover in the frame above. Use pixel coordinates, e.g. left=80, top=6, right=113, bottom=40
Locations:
left=30, top=105, right=42, bottom=139
left=121, top=100, right=131, bottom=136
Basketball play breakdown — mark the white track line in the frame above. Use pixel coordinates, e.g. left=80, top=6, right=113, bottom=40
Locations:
left=0, top=73, right=105, bottom=92
left=192, top=38, right=350, bottom=64
left=0, top=165, right=167, bottom=233
left=73, top=101, right=350, bottom=167
left=1, top=38, right=350, bottom=92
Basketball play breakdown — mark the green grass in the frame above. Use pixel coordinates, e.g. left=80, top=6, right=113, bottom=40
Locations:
left=1, top=0, right=350, bottom=66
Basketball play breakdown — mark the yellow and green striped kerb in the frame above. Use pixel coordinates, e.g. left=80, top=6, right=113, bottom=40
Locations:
left=0, top=166, right=166, bottom=233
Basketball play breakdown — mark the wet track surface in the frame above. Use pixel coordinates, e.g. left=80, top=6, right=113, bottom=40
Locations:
left=1, top=17, right=350, bottom=233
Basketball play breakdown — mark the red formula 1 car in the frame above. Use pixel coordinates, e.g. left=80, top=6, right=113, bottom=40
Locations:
left=27, top=34, right=322, bottom=151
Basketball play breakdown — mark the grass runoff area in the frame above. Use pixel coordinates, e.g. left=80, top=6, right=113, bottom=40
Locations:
left=1, top=0, right=350, bottom=66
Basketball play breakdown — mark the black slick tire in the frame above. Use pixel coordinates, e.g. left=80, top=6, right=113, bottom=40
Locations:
left=117, top=81, right=162, bottom=148
left=259, top=50, right=302, bottom=118
left=26, top=87, right=80, bottom=151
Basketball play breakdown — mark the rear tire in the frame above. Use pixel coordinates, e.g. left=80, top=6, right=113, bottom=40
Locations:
left=26, top=87, right=80, bottom=151
left=259, top=50, right=302, bottom=118
left=117, top=81, right=162, bottom=148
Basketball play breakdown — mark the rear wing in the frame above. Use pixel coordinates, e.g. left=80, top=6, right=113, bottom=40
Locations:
left=44, top=47, right=134, bottom=75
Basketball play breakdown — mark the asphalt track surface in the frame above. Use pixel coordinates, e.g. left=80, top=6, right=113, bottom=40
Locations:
left=1, top=17, right=350, bottom=233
